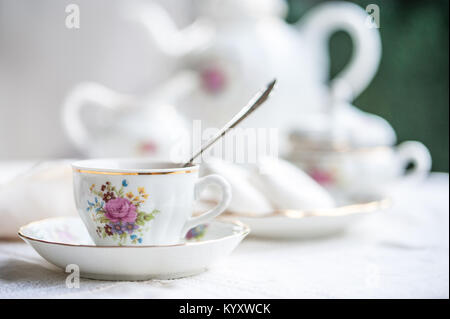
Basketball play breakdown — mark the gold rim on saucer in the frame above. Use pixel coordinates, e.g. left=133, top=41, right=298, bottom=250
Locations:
left=18, top=217, right=250, bottom=248
left=223, top=198, right=391, bottom=219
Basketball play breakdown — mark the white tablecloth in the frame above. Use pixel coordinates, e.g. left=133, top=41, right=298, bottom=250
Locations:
left=0, top=173, right=448, bottom=298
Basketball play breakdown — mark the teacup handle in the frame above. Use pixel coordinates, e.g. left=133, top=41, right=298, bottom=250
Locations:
left=396, top=141, right=432, bottom=182
left=182, top=174, right=232, bottom=235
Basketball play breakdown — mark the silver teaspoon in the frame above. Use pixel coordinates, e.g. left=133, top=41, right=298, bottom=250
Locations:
left=183, top=79, right=277, bottom=167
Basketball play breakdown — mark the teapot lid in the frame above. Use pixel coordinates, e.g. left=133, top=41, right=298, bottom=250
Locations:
left=288, top=102, right=397, bottom=151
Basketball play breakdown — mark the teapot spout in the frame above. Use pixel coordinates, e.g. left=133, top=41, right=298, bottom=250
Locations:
left=124, top=2, right=215, bottom=57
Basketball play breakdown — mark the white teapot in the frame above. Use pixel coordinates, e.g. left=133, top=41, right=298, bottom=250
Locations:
left=129, top=0, right=388, bottom=145
left=62, top=73, right=192, bottom=158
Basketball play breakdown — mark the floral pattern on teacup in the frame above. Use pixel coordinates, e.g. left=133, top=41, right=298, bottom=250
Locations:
left=87, top=179, right=159, bottom=245
left=185, top=224, right=208, bottom=241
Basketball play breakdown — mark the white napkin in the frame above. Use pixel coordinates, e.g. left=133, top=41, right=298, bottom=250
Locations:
left=201, top=159, right=273, bottom=214
left=250, top=157, right=336, bottom=210
left=0, top=161, right=77, bottom=238
left=201, top=157, right=335, bottom=214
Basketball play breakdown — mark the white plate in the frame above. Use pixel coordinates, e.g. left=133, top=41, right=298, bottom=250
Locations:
left=19, top=217, right=249, bottom=281
left=224, top=199, right=390, bottom=239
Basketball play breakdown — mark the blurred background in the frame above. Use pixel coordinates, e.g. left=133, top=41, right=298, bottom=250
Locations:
left=0, top=0, right=448, bottom=171
left=286, top=0, right=449, bottom=172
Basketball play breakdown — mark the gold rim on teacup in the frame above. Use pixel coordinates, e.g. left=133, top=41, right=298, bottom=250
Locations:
left=73, top=168, right=199, bottom=175
left=72, top=158, right=199, bottom=175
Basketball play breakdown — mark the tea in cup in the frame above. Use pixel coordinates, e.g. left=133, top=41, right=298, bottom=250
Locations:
left=72, top=159, right=231, bottom=246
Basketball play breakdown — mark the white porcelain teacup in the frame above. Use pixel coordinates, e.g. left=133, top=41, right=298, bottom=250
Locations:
left=287, top=141, right=432, bottom=200
left=72, top=159, right=231, bottom=246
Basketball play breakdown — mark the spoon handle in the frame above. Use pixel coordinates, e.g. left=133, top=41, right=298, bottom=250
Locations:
left=183, top=79, right=277, bottom=167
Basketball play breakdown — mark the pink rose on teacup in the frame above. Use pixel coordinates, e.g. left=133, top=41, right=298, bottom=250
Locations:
left=104, top=197, right=137, bottom=223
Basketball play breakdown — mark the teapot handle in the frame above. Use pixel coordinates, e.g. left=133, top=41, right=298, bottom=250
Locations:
left=396, top=141, right=432, bottom=183
left=297, top=1, right=381, bottom=101
left=61, top=82, right=127, bottom=153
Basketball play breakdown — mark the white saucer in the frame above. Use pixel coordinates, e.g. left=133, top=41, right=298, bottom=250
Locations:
left=224, top=198, right=390, bottom=239
left=18, top=217, right=249, bottom=281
